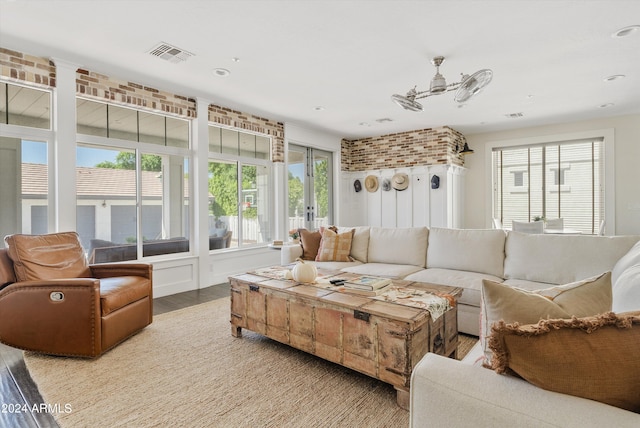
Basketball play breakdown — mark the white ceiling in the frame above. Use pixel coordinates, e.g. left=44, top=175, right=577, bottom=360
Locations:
left=1, top=0, right=639, bottom=139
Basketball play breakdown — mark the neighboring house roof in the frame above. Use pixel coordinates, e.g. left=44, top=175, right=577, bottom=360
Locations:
left=22, top=163, right=188, bottom=198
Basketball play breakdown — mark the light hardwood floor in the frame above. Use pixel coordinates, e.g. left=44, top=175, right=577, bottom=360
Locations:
left=0, top=284, right=230, bottom=428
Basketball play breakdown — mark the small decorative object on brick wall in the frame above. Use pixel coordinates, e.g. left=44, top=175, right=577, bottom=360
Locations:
left=392, top=173, right=409, bottom=191
left=365, top=175, right=379, bottom=192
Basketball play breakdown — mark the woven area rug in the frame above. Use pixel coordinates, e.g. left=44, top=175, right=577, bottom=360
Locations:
left=24, top=298, right=477, bottom=428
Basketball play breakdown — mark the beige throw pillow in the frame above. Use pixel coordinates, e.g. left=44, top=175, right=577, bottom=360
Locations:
left=489, top=311, right=640, bottom=413
left=480, top=272, right=612, bottom=366
left=315, top=228, right=354, bottom=262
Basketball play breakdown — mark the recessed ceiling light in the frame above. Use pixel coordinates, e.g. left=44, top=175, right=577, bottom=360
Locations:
left=231, top=57, right=240, bottom=62
left=359, top=122, right=371, bottom=127
left=612, top=25, right=640, bottom=38
left=213, top=68, right=230, bottom=77
left=375, top=118, right=394, bottom=123
left=603, top=74, right=625, bottom=82
left=505, top=112, right=524, bottom=118
left=313, top=106, right=325, bottom=111
left=526, top=94, right=535, bottom=99
left=599, top=103, right=615, bottom=108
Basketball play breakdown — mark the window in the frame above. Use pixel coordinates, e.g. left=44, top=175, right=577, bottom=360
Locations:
left=0, top=82, right=52, bottom=238
left=492, top=138, right=604, bottom=234
left=76, top=99, right=191, bottom=261
left=208, top=125, right=272, bottom=250
left=513, top=171, right=524, bottom=187
left=0, top=138, right=49, bottom=238
left=0, top=82, right=51, bottom=129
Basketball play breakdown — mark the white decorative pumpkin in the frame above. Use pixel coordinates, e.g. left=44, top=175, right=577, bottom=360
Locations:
left=292, top=258, right=317, bottom=283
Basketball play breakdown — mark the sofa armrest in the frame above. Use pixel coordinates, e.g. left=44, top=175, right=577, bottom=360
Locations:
left=90, top=263, right=152, bottom=280
left=410, top=353, right=640, bottom=428
left=0, top=279, right=102, bottom=357
left=281, top=244, right=303, bottom=265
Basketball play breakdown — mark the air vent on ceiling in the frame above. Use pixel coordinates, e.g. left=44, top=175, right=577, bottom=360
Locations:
left=505, top=112, right=524, bottom=118
left=148, top=42, right=194, bottom=64
left=375, top=118, right=394, bottom=123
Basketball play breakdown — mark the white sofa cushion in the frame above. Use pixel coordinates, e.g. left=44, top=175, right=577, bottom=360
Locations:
left=367, top=227, right=428, bottom=268
left=341, top=262, right=423, bottom=279
left=410, top=354, right=640, bottom=428
left=427, top=228, right=506, bottom=278
left=504, top=232, right=640, bottom=285
left=338, top=226, right=370, bottom=263
left=306, top=260, right=363, bottom=272
left=501, top=278, right=556, bottom=291
left=612, top=240, right=640, bottom=286
left=404, top=268, right=504, bottom=306
left=613, top=263, right=640, bottom=312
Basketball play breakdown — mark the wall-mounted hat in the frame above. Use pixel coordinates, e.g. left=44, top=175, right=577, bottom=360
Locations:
left=381, top=178, right=391, bottom=191
left=392, top=173, right=409, bottom=191
left=354, top=179, right=362, bottom=192
left=364, top=175, right=379, bottom=192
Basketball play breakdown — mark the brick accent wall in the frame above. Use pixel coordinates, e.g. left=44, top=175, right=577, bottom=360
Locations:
left=208, top=105, right=285, bottom=163
left=76, top=69, right=196, bottom=119
left=341, top=126, right=467, bottom=171
left=0, top=48, right=55, bottom=88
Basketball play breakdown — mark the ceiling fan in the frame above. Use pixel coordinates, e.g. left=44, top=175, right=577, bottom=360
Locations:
left=391, top=56, right=493, bottom=112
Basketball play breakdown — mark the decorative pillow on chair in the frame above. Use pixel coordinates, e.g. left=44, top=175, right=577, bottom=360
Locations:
left=315, top=228, right=354, bottom=262
left=489, top=311, right=640, bottom=413
left=298, top=228, right=322, bottom=260
left=480, top=272, right=612, bottom=366
left=5, top=232, right=90, bottom=281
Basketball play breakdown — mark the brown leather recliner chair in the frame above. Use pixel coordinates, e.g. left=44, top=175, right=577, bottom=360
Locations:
left=0, top=232, right=153, bottom=358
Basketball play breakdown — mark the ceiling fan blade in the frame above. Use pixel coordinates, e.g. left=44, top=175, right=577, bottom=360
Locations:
left=391, top=94, right=424, bottom=112
left=454, top=69, right=493, bottom=103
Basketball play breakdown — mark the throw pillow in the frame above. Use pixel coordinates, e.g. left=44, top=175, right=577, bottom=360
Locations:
left=315, top=228, right=354, bottom=262
left=5, top=232, right=90, bottom=281
left=298, top=229, right=322, bottom=260
left=489, top=311, right=640, bottom=413
left=480, top=272, right=612, bottom=366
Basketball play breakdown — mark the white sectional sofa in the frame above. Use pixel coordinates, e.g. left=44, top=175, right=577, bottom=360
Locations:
left=282, top=226, right=640, bottom=335
left=410, top=239, right=640, bottom=426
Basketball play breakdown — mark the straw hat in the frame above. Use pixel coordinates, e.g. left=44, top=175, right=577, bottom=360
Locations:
left=364, top=175, right=379, bottom=192
left=392, top=173, right=409, bottom=191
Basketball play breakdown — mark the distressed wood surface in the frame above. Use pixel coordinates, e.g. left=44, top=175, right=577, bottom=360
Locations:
left=229, top=272, right=461, bottom=409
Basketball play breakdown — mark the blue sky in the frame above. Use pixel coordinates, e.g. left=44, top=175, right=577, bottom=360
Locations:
left=22, top=140, right=117, bottom=167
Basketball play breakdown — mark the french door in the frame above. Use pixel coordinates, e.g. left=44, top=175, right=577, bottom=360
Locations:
left=287, top=144, right=333, bottom=231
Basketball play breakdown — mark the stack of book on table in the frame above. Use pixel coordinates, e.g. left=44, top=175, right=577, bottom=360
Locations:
left=342, top=276, right=393, bottom=296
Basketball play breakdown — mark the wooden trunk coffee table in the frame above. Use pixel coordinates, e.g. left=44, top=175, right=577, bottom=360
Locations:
left=229, top=269, right=462, bottom=409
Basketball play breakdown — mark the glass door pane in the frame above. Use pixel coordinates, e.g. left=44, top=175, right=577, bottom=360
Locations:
left=287, top=144, right=332, bottom=232
left=312, top=150, right=332, bottom=229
